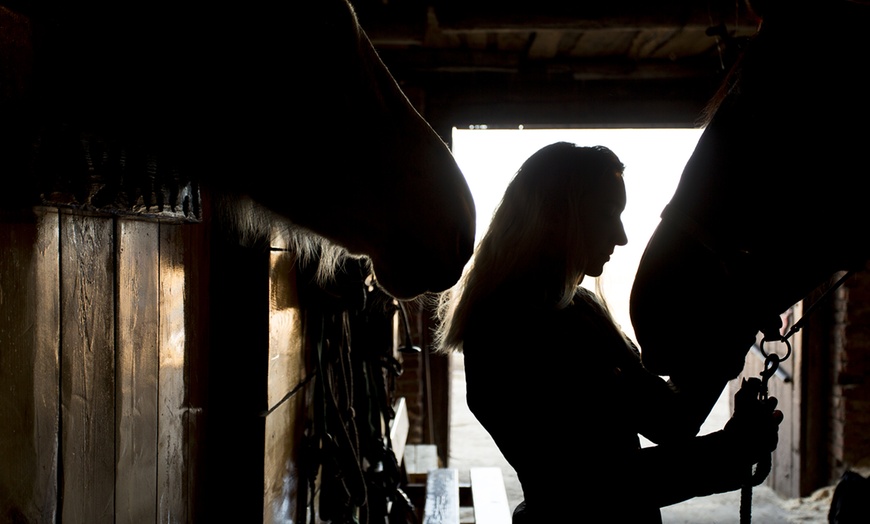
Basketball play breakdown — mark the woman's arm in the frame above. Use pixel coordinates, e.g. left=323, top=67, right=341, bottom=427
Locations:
left=626, top=378, right=782, bottom=508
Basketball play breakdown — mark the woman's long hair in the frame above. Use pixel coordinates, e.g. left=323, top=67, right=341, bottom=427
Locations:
left=435, top=142, right=624, bottom=353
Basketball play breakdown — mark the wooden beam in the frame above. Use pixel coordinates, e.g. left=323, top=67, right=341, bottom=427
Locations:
left=390, top=397, right=411, bottom=467
left=469, top=468, right=511, bottom=524
left=422, top=468, right=460, bottom=524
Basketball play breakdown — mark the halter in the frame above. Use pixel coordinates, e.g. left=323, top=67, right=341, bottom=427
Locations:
left=660, top=203, right=855, bottom=348
left=659, top=203, right=749, bottom=274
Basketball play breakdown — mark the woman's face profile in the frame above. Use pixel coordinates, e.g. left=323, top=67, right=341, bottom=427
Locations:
left=580, top=172, right=628, bottom=277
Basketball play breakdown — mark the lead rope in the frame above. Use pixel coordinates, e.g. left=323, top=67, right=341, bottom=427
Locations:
left=739, top=270, right=856, bottom=523
left=739, top=354, right=779, bottom=524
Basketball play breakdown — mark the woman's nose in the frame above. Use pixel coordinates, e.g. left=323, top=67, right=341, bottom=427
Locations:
left=615, top=222, right=628, bottom=246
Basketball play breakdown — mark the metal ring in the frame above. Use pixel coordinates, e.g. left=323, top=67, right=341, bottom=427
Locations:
left=759, top=337, right=792, bottom=362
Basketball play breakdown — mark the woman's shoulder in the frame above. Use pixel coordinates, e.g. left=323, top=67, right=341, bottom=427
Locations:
left=559, top=287, right=610, bottom=324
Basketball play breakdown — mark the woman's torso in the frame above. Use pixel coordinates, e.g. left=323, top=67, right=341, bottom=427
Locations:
left=462, top=288, right=662, bottom=521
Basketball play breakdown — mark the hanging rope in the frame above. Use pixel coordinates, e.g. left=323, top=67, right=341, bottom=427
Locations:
left=739, top=353, right=779, bottom=524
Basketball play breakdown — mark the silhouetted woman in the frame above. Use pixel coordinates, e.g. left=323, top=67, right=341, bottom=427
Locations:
left=435, top=142, right=782, bottom=522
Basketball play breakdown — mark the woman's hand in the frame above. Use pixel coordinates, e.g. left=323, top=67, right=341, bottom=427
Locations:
left=723, top=377, right=784, bottom=464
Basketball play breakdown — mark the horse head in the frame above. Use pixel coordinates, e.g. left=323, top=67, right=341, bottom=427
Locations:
left=240, top=0, right=476, bottom=300
left=629, top=0, right=870, bottom=427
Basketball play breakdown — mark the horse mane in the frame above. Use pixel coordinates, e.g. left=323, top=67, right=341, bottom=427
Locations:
left=698, top=50, right=746, bottom=128
left=698, top=16, right=761, bottom=127
left=214, top=193, right=369, bottom=291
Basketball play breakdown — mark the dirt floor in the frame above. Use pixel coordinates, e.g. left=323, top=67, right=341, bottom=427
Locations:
left=447, top=352, right=835, bottom=523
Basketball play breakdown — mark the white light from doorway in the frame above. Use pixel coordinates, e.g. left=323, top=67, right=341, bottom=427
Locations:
left=451, top=126, right=703, bottom=344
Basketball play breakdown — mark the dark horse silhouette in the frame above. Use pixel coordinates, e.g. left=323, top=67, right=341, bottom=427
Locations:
left=0, top=0, right=476, bottom=300
left=630, top=0, right=870, bottom=431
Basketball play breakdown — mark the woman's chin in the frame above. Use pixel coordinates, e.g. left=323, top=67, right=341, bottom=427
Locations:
left=585, top=266, right=605, bottom=278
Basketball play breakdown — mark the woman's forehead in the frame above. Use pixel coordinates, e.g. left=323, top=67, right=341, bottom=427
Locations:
left=594, top=172, right=626, bottom=201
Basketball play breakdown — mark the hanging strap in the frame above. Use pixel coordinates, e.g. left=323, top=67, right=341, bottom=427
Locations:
left=321, top=311, right=369, bottom=519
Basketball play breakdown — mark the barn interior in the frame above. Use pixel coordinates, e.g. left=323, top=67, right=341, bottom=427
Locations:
left=354, top=0, right=760, bottom=133
left=2, top=0, right=869, bottom=522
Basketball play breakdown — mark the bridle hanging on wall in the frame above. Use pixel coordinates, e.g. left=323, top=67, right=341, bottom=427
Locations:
left=299, top=257, right=412, bottom=523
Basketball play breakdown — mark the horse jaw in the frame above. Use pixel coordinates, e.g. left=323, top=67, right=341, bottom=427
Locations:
left=631, top=211, right=865, bottom=382
left=630, top=224, right=762, bottom=381
left=369, top=225, right=474, bottom=300
left=369, top=139, right=476, bottom=299
left=299, top=137, right=475, bottom=300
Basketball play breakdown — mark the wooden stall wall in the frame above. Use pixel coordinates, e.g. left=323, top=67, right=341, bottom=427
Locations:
left=1, top=202, right=408, bottom=523
left=0, top=207, right=207, bottom=523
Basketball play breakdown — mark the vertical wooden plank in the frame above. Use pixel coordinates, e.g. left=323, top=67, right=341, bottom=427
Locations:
left=423, top=468, right=460, bottom=524
left=182, top=218, right=209, bottom=522
left=769, top=301, right=801, bottom=498
left=389, top=397, right=410, bottom=467
left=429, top=337, right=451, bottom=466
left=263, top=386, right=305, bottom=522
left=739, top=302, right=802, bottom=499
left=32, top=209, right=62, bottom=521
left=158, top=223, right=189, bottom=522
left=263, top=249, right=305, bottom=520
left=60, top=212, right=116, bottom=523
left=0, top=208, right=60, bottom=521
left=267, top=250, right=303, bottom=409
left=801, top=286, right=833, bottom=496
left=115, top=219, right=159, bottom=522
left=469, top=468, right=512, bottom=524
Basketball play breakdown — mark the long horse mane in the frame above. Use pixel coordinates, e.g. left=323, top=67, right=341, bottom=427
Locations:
left=214, top=194, right=428, bottom=312
left=215, top=194, right=368, bottom=291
